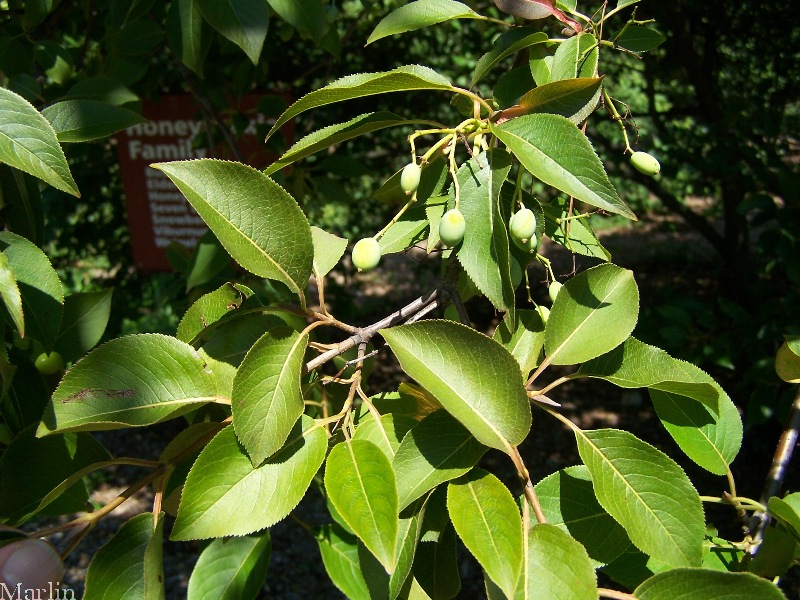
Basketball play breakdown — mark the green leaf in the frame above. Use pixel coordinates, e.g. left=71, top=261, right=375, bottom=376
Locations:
left=367, top=0, right=479, bottom=46
left=266, top=65, right=453, bottom=140
left=267, top=0, right=326, bottom=41
left=375, top=157, right=450, bottom=207
left=38, top=334, right=223, bottom=435
left=197, top=0, right=268, bottom=64
left=544, top=264, right=639, bottom=365
left=265, top=112, right=407, bottom=176
left=516, top=76, right=603, bottom=124
left=42, top=99, right=146, bottom=143
left=575, top=428, right=705, bottom=567
left=173, top=417, right=326, bottom=539
left=379, top=205, right=430, bottom=255
left=529, top=47, right=554, bottom=87
left=649, top=388, right=742, bottom=476
left=0, top=87, right=78, bottom=196
left=1, top=349, right=49, bottom=433
left=578, top=339, right=742, bottom=474
left=184, top=231, right=232, bottom=292
left=519, top=523, right=597, bottom=600
left=542, top=197, right=611, bottom=260
left=325, top=439, right=399, bottom=573
left=317, top=523, right=371, bottom=599
left=232, top=327, right=308, bottom=465
left=616, top=25, right=665, bottom=52
left=177, top=282, right=254, bottom=344
left=447, top=469, right=522, bottom=598
left=166, top=0, right=208, bottom=76
left=768, top=493, right=800, bottom=543
left=53, top=290, right=113, bottom=362
left=492, top=309, right=547, bottom=377
left=311, top=227, right=348, bottom=279
left=65, top=77, right=139, bottom=106
left=0, top=425, right=110, bottom=523
left=84, top=513, right=165, bottom=600
left=393, top=410, right=487, bottom=510
left=108, top=19, right=163, bottom=56
left=493, top=114, right=634, bottom=219
left=413, top=521, right=461, bottom=599
left=0, top=231, right=64, bottom=351
left=550, top=33, right=597, bottom=81
left=33, top=40, right=74, bottom=84
left=634, top=569, right=786, bottom=599
left=153, top=159, right=313, bottom=296
left=616, top=0, right=640, bottom=8
left=747, top=524, right=795, bottom=579
left=0, top=253, right=24, bottom=339
left=600, top=542, right=666, bottom=590
left=196, top=312, right=294, bottom=396
left=578, top=337, right=720, bottom=412
left=382, top=320, right=531, bottom=451
left=354, top=413, right=417, bottom=460
left=534, top=466, right=631, bottom=567
left=472, top=28, right=549, bottom=87
left=358, top=499, right=427, bottom=600
left=453, top=150, right=516, bottom=314
left=187, top=533, right=271, bottom=600
left=0, top=164, right=44, bottom=246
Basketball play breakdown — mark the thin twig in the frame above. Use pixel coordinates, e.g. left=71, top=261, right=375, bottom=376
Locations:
left=507, top=446, right=546, bottom=524
left=304, top=288, right=441, bottom=373
left=749, top=386, right=800, bottom=551
left=598, top=589, right=635, bottom=600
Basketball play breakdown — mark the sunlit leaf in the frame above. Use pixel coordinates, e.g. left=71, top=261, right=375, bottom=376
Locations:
left=545, top=264, right=639, bottom=365
left=0, top=83, right=78, bottom=195
left=493, top=115, right=634, bottom=219
left=576, top=428, right=705, bottom=567
left=518, top=523, right=597, bottom=599
left=83, top=513, right=165, bottom=600
left=42, top=99, right=145, bottom=142
left=325, top=439, right=399, bottom=573
left=232, top=327, right=308, bottom=465
left=394, top=410, right=487, bottom=510
left=453, top=150, right=516, bottom=314
left=448, top=469, right=522, bottom=598
left=39, top=334, right=223, bottom=435
left=173, top=417, right=326, bottom=539
left=367, top=0, right=479, bottom=46
left=153, top=159, right=313, bottom=296
left=382, top=320, right=531, bottom=451
left=197, top=0, right=268, bottom=64
left=187, top=534, right=271, bottom=600
left=266, top=66, right=453, bottom=140
left=634, top=568, right=786, bottom=599
left=0, top=231, right=64, bottom=351
left=265, top=112, right=408, bottom=176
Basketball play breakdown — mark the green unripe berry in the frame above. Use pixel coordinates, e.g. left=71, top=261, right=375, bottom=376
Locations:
left=34, top=351, right=64, bottom=375
left=548, top=281, right=562, bottom=303
left=536, top=305, right=550, bottom=323
left=351, top=238, right=381, bottom=272
left=439, top=209, right=466, bottom=247
left=400, top=162, right=421, bottom=195
left=630, top=151, right=660, bottom=176
left=509, top=208, right=536, bottom=244
left=512, top=232, right=538, bottom=254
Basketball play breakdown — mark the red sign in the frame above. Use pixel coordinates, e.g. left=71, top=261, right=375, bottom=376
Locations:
left=116, top=95, right=290, bottom=271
